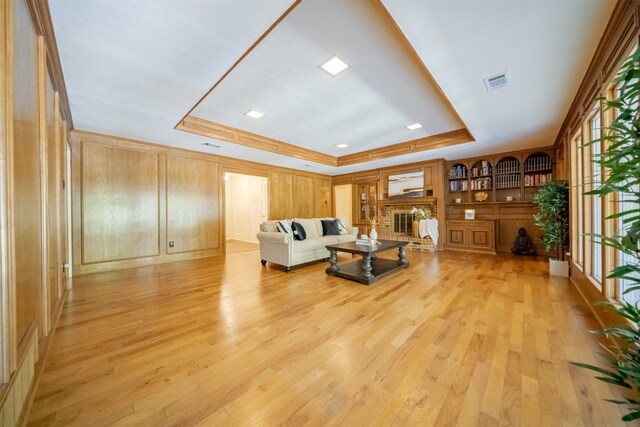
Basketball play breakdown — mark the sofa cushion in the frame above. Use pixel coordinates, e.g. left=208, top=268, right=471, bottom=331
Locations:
left=261, top=221, right=279, bottom=233
left=321, top=219, right=340, bottom=236
left=293, top=219, right=319, bottom=238
left=291, top=221, right=307, bottom=241
left=276, top=220, right=292, bottom=234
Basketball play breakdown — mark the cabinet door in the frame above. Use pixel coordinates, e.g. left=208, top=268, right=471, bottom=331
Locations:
left=469, top=223, right=495, bottom=253
left=446, top=223, right=467, bottom=249
left=357, top=184, right=368, bottom=222
left=367, top=183, right=377, bottom=220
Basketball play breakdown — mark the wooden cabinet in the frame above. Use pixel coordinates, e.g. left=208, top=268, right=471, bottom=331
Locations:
left=354, top=182, right=377, bottom=236
left=445, top=220, right=495, bottom=254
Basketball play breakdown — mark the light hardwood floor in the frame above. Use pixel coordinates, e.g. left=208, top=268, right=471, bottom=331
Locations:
left=27, top=249, right=626, bottom=426
left=225, top=239, right=260, bottom=254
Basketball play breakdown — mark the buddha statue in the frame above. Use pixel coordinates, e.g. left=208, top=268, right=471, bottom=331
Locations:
left=511, top=227, right=536, bottom=256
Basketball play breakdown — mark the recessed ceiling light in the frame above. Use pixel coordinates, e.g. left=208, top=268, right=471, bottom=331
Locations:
left=406, top=123, right=422, bottom=130
left=202, top=142, right=221, bottom=148
left=245, top=109, right=265, bottom=119
left=304, top=164, right=313, bottom=168
left=336, top=144, right=349, bottom=148
left=319, top=55, right=349, bottom=77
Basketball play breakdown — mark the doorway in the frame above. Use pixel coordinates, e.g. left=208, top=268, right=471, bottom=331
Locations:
left=225, top=173, right=268, bottom=253
left=334, top=184, right=353, bottom=226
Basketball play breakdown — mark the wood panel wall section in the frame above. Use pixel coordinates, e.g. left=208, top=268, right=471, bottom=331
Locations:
left=81, top=143, right=160, bottom=264
left=12, top=0, right=43, bottom=349
left=166, top=156, right=219, bottom=254
left=552, top=0, right=640, bottom=321
left=1, top=0, right=72, bottom=423
left=71, top=130, right=334, bottom=275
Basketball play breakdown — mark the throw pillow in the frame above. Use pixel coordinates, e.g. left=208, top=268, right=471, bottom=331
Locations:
left=291, top=221, right=306, bottom=241
left=336, top=218, right=348, bottom=232
left=321, top=219, right=340, bottom=236
left=276, top=220, right=292, bottom=234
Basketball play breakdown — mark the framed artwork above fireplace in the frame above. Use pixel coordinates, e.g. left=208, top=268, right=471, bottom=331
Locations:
left=389, top=171, right=424, bottom=199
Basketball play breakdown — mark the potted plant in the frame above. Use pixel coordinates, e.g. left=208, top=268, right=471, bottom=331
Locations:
left=572, top=48, right=640, bottom=422
left=533, top=180, right=570, bottom=276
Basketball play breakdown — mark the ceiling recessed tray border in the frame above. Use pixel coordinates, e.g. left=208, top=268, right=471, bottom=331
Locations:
left=175, top=0, right=475, bottom=168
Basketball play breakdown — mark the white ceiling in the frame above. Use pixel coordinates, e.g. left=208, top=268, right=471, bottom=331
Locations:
left=50, top=0, right=616, bottom=175
left=192, top=0, right=463, bottom=156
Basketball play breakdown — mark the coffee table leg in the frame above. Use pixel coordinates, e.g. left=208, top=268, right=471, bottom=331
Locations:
left=398, top=245, right=407, bottom=266
left=362, top=255, right=374, bottom=280
left=328, top=249, right=339, bottom=272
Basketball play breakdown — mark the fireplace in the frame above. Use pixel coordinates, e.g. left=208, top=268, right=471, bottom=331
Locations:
left=379, top=203, right=438, bottom=252
left=391, top=209, right=413, bottom=235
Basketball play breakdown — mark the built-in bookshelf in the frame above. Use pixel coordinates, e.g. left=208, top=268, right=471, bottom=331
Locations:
left=445, top=148, right=554, bottom=205
left=448, top=163, right=469, bottom=201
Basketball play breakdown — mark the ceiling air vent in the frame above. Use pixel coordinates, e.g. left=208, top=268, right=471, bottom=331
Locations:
left=484, top=72, right=510, bottom=92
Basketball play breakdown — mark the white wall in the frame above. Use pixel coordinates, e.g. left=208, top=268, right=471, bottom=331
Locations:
left=334, top=184, right=352, bottom=227
left=225, top=173, right=267, bottom=243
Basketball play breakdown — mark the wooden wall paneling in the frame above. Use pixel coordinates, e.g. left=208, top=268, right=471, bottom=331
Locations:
left=268, top=172, right=294, bottom=220
left=13, top=0, right=43, bottom=347
left=70, top=139, right=81, bottom=275
left=81, top=143, right=160, bottom=264
left=314, top=177, right=331, bottom=217
left=0, top=0, right=17, bottom=381
left=44, top=70, right=60, bottom=327
left=58, top=110, right=68, bottom=283
left=37, top=36, right=50, bottom=336
left=293, top=175, right=314, bottom=218
left=68, top=131, right=331, bottom=274
left=166, top=155, right=220, bottom=254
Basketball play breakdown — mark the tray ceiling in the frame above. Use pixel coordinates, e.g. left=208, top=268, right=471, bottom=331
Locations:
left=186, top=0, right=467, bottom=160
left=49, top=0, right=616, bottom=175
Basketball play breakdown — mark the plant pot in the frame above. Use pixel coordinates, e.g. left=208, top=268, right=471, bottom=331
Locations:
left=412, top=220, right=420, bottom=238
left=549, top=259, right=569, bottom=277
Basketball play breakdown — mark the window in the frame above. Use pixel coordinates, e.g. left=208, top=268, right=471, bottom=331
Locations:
left=576, top=134, right=584, bottom=266
left=612, top=83, right=640, bottom=303
left=619, top=188, right=640, bottom=303
left=590, top=112, right=602, bottom=283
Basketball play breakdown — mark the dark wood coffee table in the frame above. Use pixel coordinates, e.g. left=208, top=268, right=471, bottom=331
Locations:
left=325, top=239, right=409, bottom=285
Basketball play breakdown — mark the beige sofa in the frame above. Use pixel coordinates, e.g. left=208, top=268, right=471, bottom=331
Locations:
left=257, top=218, right=358, bottom=272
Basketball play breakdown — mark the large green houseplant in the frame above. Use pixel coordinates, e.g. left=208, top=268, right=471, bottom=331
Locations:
left=573, top=48, right=640, bottom=422
left=533, top=180, right=570, bottom=276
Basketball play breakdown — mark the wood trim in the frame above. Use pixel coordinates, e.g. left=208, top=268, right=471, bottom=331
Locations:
left=336, top=128, right=472, bottom=166
left=175, top=0, right=302, bottom=127
left=180, top=116, right=472, bottom=167
left=178, top=116, right=337, bottom=166
left=25, top=0, right=73, bottom=128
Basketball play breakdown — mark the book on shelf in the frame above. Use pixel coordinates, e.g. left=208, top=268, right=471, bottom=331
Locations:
left=525, top=155, right=552, bottom=172
left=448, top=165, right=467, bottom=179
left=497, top=160, right=519, bottom=174
left=524, top=173, right=552, bottom=187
